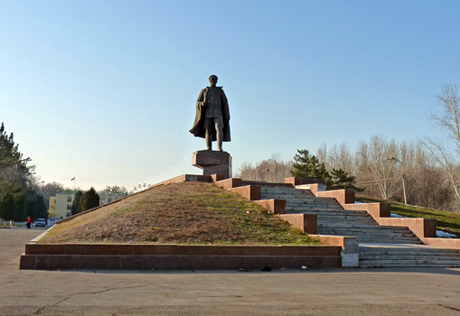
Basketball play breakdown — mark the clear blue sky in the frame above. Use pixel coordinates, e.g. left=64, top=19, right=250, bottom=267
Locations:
left=1, top=1, right=459, bottom=191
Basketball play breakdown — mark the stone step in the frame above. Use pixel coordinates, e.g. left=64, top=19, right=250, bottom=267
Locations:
left=318, top=230, right=422, bottom=244
left=261, top=189, right=322, bottom=195
left=260, top=186, right=311, bottom=190
left=316, top=220, right=376, bottom=225
left=360, top=254, right=460, bottom=260
left=318, top=230, right=416, bottom=238
left=319, top=232, right=419, bottom=240
left=287, top=207, right=344, bottom=211
left=359, top=259, right=460, bottom=268
left=287, top=208, right=346, bottom=213
left=284, top=200, right=341, bottom=204
left=287, top=209, right=345, bottom=214
left=261, top=189, right=312, bottom=193
left=315, top=217, right=377, bottom=224
left=285, top=213, right=371, bottom=222
left=319, top=234, right=418, bottom=242
left=297, top=210, right=370, bottom=216
left=287, top=202, right=341, bottom=207
left=286, top=205, right=346, bottom=210
left=288, top=215, right=373, bottom=225
left=260, top=187, right=315, bottom=197
left=360, top=248, right=460, bottom=257
left=359, top=240, right=423, bottom=245
left=285, top=202, right=342, bottom=207
left=287, top=208, right=365, bottom=213
left=358, top=245, right=460, bottom=267
left=318, top=227, right=418, bottom=236
left=316, top=217, right=377, bottom=223
left=261, top=190, right=311, bottom=195
left=318, top=224, right=407, bottom=230
left=269, top=194, right=336, bottom=199
left=286, top=211, right=354, bottom=216
left=263, top=198, right=340, bottom=206
left=243, top=181, right=293, bottom=188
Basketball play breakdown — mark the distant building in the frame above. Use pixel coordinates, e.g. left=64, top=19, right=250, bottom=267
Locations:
left=50, top=192, right=127, bottom=219
left=48, top=196, right=56, bottom=218
left=99, top=193, right=127, bottom=206
left=54, top=192, right=74, bottom=219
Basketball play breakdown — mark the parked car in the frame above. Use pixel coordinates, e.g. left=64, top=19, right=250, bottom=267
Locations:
left=34, top=218, right=46, bottom=227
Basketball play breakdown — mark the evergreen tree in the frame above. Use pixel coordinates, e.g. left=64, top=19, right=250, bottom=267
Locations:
left=34, top=193, right=48, bottom=219
left=12, top=189, right=25, bottom=221
left=0, top=123, right=33, bottom=200
left=329, top=168, right=363, bottom=191
left=20, top=188, right=45, bottom=221
left=79, top=187, right=100, bottom=212
left=0, top=193, right=16, bottom=221
left=291, top=149, right=363, bottom=191
left=291, top=149, right=331, bottom=184
left=0, top=123, right=44, bottom=221
left=71, top=190, right=83, bottom=215
left=13, top=191, right=26, bottom=222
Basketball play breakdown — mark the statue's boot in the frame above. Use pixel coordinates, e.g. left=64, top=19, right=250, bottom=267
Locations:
left=217, top=132, right=223, bottom=152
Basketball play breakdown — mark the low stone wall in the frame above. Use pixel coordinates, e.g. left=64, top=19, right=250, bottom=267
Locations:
left=377, top=217, right=436, bottom=239
left=316, top=189, right=355, bottom=206
left=422, top=237, right=460, bottom=249
left=20, top=244, right=342, bottom=270
left=344, top=202, right=391, bottom=219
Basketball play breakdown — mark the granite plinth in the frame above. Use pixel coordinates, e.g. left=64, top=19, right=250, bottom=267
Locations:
left=192, top=150, right=232, bottom=178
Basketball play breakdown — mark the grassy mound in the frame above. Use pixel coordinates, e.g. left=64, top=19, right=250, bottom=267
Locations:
left=357, top=196, right=460, bottom=236
left=41, top=182, right=319, bottom=245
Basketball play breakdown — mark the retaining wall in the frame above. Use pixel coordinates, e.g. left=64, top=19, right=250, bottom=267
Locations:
left=20, top=243, right=342, bottom=270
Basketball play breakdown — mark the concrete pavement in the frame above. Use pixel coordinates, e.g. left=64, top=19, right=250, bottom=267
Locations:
left=1, top=228, right=460, bottom=315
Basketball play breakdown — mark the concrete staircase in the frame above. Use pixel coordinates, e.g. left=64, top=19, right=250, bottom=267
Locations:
left=360, top=244, right=460, bottom=268
left=260, top=184, right=460, bottom=268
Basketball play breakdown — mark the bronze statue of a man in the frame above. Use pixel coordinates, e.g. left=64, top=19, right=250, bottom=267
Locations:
left=190, top=75, right=231, bottom=151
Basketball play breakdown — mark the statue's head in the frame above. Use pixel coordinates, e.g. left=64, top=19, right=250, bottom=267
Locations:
left=209, top=75, right=218, bottom=87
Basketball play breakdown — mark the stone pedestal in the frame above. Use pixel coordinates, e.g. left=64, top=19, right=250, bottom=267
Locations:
left=192, top=151, right=232, bottom=179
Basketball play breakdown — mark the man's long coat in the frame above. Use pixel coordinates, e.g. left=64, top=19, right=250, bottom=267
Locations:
left=189, top=86, right=231, bottom=142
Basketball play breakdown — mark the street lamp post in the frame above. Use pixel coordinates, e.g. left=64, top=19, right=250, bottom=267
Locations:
left=386, top=157, right=408, bottom=205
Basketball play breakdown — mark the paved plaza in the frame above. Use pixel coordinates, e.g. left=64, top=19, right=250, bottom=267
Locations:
left=1, top=228, right=460, bottom=315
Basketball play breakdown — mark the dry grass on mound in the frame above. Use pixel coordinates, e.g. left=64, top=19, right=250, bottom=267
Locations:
left=41, top=182, right=319, bottom=245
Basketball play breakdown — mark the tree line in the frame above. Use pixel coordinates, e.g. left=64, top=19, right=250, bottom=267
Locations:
left=237, top=138, right=457, bottom=212
left=71, top=188, right=100, bottom=216
left=70, top=185, right=129, bottom=216
left=237, top=84, right=460, bottom=213
left=0, top=123, right=127, bottom=222
left=0, top=123, right=47, bottom=221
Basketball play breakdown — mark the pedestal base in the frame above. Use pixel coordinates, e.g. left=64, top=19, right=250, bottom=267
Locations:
left=192, top=150, right=232, bottom=179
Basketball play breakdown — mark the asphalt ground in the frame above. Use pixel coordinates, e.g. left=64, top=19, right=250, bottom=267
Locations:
left=1, top=228, right=460, bottom=315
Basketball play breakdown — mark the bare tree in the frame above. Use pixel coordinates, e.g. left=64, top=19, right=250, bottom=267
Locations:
left=355, top=136, right=399, bottom=200
left=39, top=182, right=65, bottom=208
left=422, top=138, right=460, bottom=205
left=423, top=84, right=460, bottom=209
left=236, top=154, right=293, bottom=182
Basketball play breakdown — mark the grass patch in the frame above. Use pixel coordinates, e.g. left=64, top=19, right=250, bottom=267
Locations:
left=356, top=195, right=460, bottom=237
left=41, top=182, right=320, bottom=245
